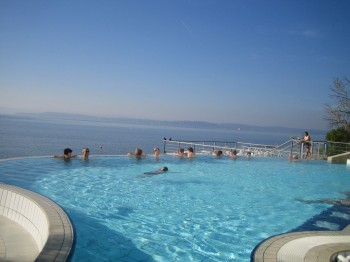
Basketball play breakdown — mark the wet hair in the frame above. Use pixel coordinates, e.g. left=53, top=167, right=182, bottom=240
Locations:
left=160, top=166, right=168, bottom=171
left=135, top=148, right=143, bottom=156
left=187, top=147, right=194, bottom=153
left=82, top=148, right=90, bottom=153
left=178, top=148, right=184, bottom=153
left=64, top=148, right=73, bottom=155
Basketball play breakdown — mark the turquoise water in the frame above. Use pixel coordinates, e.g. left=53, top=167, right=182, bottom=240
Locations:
left=0, top=156, right=349, bottom=261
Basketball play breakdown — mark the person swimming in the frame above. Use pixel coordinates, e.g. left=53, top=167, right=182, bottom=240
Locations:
left=212, top=150, right=223, bottom=156
left=128, top=148, right=146, bottom=157
left=187, top=147, right=195, bottom=158
left=177, top=147, right=186, bottom=157
left=53, top=148, right=77, bottom=159
left=143, top=166, right=168, bottom=176
left=82, top=147, right=90, bottom=160
left=153, top=147, right=160, bottom=158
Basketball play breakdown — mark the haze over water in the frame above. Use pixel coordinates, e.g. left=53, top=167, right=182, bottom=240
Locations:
left=0, top=114, right=326, bottom=159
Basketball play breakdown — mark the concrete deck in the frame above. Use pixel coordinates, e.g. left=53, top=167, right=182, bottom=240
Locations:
left=327, top=152, right=350, bottom=164
left=252, top=225, right=350, bottom=262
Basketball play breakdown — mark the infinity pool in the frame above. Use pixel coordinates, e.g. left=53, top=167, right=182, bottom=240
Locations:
left=0, top=156, right=349, bottom=261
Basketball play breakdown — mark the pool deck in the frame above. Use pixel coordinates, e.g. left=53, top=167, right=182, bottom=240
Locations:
left=0, top=216, right=39, bottom=261
left=252, top=225, right=350, bottom=262
left=0, top=183, right=75, bottom=261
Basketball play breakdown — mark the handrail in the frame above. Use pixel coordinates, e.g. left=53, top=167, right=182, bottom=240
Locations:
left=163, top=139, right=330, bottom=160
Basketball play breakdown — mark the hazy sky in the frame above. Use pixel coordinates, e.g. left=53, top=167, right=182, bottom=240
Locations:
left=1, top=0, right=349, bottom=129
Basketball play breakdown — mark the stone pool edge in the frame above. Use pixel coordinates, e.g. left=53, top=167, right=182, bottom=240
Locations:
left=252, top=225, right=350, bottom=262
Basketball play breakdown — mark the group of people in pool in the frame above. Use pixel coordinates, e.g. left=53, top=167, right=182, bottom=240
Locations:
left=126, top=146, right=251, bottom=159
left=53, top=146, right=247, bottom=160
left=53, top=147, right=90, bottom=160
left=211, top=149, right=251, bottom=159
left=53, top=131, right=311, bottom=161
left=127, top=146, right=195, bottom=158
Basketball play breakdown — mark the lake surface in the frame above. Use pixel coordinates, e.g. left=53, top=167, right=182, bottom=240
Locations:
left=0, top=114, right=326, bottom=159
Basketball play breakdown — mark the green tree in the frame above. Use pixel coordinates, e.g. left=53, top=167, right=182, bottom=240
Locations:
left=326, top=127, right=350, bottom=142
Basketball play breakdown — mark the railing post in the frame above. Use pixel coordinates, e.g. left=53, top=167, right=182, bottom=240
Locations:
left=300, top=142, right=304, bottom=159
left=324, top=142, right=328, bottom=159
left=163, top=140, right=166, bottom=154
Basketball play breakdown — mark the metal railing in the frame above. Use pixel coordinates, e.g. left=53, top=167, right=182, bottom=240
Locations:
left=163, top=138, right=334, bottom=160
left=326, top=141, right=350, bottom=156
left=288, top=138, right=328, bottom=160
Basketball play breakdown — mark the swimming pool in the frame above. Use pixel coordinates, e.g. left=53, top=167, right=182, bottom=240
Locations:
left=0, top=156, right=349, bottom=261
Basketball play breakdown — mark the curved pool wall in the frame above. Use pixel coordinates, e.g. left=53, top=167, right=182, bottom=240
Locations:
left=0, top=183, right=75, bottom=261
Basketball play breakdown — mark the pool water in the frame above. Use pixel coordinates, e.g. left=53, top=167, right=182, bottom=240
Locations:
left=0, top=156, right=349, bottom=261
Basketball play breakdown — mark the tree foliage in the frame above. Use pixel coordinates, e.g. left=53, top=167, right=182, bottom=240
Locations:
left=325, top=77, right=350, bottom=131
left=326, top=127, right=350, bottom=143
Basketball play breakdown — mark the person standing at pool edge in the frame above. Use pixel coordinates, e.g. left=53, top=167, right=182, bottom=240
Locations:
left=302, top=131, right=312, bottom=158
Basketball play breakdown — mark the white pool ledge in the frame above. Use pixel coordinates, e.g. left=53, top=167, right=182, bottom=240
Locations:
left=0, top=183, right=74, bottom=261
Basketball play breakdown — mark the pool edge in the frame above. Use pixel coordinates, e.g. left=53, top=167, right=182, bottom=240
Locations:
left=251, top=225, right=350, bottom=262
left=0, top=183, right=75, bottom=262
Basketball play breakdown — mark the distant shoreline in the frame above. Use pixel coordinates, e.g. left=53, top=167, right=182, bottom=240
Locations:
left=1, top=112, right=326, bottom=135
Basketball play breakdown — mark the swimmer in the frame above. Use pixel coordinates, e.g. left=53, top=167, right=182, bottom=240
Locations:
left=154, top=147, right=160, bottom=158
left=246, top=152, right=252, bottom=159
left=53, top=148, right=77, bottom=159
left=82, top=147, right=90, bottom=160
left=212, top=150, right=223, bottom=156
left=144, top=166, right=169, bottom=176
left=288, top=153, right=299, bottom=162
left=128, top=148, right=146, bottom=157
left=177, top=147, right=186, bottom=157
left=187, top=147, right=195, bottom=158
left=229, top=149, right=238, bottom=159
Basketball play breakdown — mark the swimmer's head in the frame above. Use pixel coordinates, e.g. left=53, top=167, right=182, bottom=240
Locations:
left=160, top=166, right=168, bottom=171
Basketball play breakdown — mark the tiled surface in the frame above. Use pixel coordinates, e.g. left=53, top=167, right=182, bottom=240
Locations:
left=0, top=187, right=49, bottom=250
left=0, top=216, right=39, bottom=261
left=252, top=225, right=350, bottom=262
left=0, top=183, right=75, bottom=261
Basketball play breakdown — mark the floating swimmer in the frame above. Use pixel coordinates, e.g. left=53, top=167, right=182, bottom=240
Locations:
left=143, top=166, right=168, bottom=176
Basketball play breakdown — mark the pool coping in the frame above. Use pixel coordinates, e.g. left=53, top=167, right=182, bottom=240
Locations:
left=252, top=225, right=350, bottom=262
left=0, top=183, right=75, bottom=261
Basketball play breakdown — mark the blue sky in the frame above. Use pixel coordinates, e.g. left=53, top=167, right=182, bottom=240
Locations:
left=1, top=0, right=349, bottom=130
